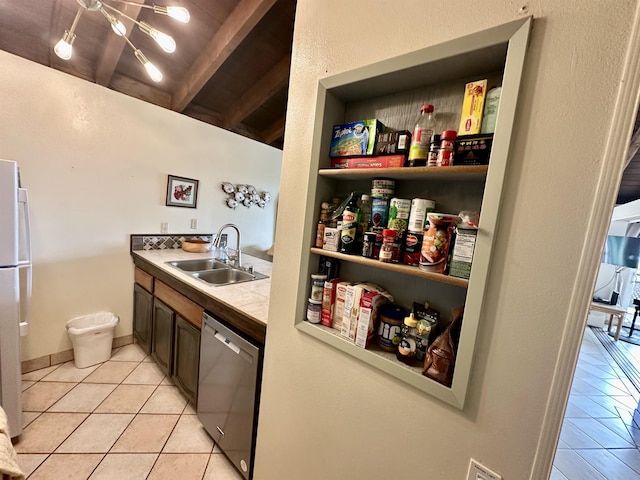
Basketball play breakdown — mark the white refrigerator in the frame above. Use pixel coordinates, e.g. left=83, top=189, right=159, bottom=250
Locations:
left=0, top=159, right=31, bottom=438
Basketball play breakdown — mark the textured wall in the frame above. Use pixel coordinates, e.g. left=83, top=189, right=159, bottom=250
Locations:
left=256, top=1, right=639, bottom=479
left=0, top=50, right=282, bottom=361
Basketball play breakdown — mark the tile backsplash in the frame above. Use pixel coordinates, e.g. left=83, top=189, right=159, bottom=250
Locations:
left=130, top=234, right=213, bottom=251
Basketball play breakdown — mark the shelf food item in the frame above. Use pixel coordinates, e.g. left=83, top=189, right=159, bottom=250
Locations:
left=449, top=227, right=478, bottom=280
left=330, top=119, right=385, bottom=157
left=377, top=304, right=408, bottom=352
left=306, top=299, right=322, bottom=324
left=458, top=79, right=488, bottom=136
left=321, top=278, right=341, bottom=327
left=355, top=290, right=392, bottom=348
left=374, top=130, right=411, bottom=156
left=427, top=134, right=441, bottom=167
left=408, top=104, right=436, bottom=167
left=454, top=133, right=494, bottom=165
left=437, top=130, right=457, bottom=166
left=413, top=301, right=440, bottom=356
left=330, top=154, right=405, bottom=169
left=481, top=86, right=502, bottom=134
left=420, top=213, right=457, bottom=273
left=423, top=306, right=464, bottom=387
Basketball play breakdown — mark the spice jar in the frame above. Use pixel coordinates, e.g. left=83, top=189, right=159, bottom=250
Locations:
left=306, top=298, right=322, bottom=324
left=379, top=228, right=398, bottom=263
left=310, top=273, right=327, bottom=301
left=437, top=130, right=457, bottom=166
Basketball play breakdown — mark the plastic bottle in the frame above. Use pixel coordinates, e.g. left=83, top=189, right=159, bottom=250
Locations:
left=339, top=194, right=361, bottom=254
left=396, top=313, right=420, bottom=365
left=407, top=104, right=436, bottom=167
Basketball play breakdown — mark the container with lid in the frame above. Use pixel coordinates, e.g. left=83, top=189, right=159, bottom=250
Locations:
left=396, top=313, right=420, bottom=365
left=376, top=304, right=408, bottom=352
left=371, top=178, right=395, bottom=199
left=407, top=104, right=436, bottom=167
left=306, top=298, right=322, bottom=324
left=310, top=273, right=327, bottom=301
left=379, top=228, right=399, bottom=263
left=437, top=130, right=457, bottom=166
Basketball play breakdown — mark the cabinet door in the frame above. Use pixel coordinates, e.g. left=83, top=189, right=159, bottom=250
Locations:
left=152, top=299, right=175, bottom=376
left=173, top=315, right=200, bottom=405
left=133, top=283, right=153, bottom=354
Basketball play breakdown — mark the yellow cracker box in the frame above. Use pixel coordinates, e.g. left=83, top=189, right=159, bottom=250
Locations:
left=458, top=80, right=488, bottom=136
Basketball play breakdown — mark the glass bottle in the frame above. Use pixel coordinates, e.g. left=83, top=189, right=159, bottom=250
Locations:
left=407, top=104, right=436, bottom=167
left=339, top=194, right=361, bottom=254
left=357, top=194, right=372, bottom=248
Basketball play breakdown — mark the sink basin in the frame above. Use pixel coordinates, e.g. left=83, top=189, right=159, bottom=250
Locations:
left=167, top=259, right=230, bottom=272
left=191, top=268, right=268, bottom=286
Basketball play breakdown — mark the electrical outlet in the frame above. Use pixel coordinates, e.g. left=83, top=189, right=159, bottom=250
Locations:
left=190, top=218, right=198, bottom=229
left=161, top=222, right=169, bottom=234
left=467, top=459, right=502, bottom=480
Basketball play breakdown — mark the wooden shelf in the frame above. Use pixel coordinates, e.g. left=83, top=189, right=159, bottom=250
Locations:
left=310, top=247, right=469, bottom=288
left=318, top=165, right=488, bottom=181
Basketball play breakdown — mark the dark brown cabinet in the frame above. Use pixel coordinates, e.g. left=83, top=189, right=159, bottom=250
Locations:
left=152, top=298, right=175, bottom=376
left=173, top=315, right=200, bottom=405
left=133, top=283, right=153, bottom=354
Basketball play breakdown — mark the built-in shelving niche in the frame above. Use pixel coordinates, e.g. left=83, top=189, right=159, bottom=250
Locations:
left=295, top=17, right=532, bottom=409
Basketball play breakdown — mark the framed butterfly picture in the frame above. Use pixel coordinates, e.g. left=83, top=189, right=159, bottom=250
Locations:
left=166, top=175, right=199, bottom=208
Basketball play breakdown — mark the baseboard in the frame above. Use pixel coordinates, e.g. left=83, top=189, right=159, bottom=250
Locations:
left=21, top=334, right=134, bottom=373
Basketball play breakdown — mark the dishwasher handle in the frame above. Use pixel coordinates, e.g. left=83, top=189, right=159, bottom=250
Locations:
left=203, top=321, right=255, bottom=364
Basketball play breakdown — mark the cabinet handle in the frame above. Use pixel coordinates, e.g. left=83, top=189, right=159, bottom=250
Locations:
left=216, top=426, right=225, bottom=436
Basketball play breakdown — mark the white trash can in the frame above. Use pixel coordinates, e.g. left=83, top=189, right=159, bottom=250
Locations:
left=66, top=312, right=120, bottom=368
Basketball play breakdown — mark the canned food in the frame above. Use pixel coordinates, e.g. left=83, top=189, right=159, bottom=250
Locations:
left=371, top=198, right=390, bottom=229
left=419, top=213, right=457, bottom=273
left=387, top=198, right=411, bottom=233
left=403, top=231, right=423, bottom=265
left=408, top=198, right=436, bottom=233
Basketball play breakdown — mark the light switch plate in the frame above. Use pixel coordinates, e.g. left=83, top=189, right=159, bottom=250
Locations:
left=161, top=222, right=169, bottom=234
left=190, top=218, right=198, bottom=229
left=467, top=459, right=502, bottom=480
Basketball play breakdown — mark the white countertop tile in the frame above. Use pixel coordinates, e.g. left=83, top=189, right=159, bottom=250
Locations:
left=132, top=250, right=271, bottom=326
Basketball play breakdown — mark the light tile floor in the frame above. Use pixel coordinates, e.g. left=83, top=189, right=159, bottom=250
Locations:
left=551, top=326, right=640, bottom=479
left=14, top=343, right=243, bottom=480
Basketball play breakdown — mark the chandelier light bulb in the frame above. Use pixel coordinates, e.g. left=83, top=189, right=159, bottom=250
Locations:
left=139, top=21, right=176, bottom=53
left=153, top=5, right=190, bottom=23
left=54, top=31, right=76, bottom=60
left=134, top=49, right=163, bottom=82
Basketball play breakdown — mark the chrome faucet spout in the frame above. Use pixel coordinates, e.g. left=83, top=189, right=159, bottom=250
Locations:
left=213, top=223, right=242, bottom=269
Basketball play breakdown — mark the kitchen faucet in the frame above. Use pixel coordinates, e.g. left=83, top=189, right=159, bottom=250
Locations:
left=213, top=223, right=242, bottom=269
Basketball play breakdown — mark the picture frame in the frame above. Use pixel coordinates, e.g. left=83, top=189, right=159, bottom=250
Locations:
left=166, top=175, right=199, bottom=208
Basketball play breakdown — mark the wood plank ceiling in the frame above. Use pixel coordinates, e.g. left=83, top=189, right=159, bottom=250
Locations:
left=0, top=0, right=296, bottom=150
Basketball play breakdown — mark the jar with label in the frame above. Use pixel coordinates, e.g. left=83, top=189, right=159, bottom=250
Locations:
left=437, top=130, right=457, bottom=166
left=315, top=220, right=326, bottom=248
left=377, top=304, right=408, bottom=352
left=379, top=228, right=398, bottom=263
left=396, top=313, right=420, bottom=366
left=310, top=273, right=327, bottom=301
left=306, top=298, right=322, bottom=324
left=362, top=232, right=376, bottom=258
left=427, top=134, right=441, bottom=167
left=339, top=193, right=361, bottom=254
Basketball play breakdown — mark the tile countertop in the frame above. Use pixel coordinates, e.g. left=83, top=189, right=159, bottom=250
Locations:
left=132, top=250, right=272, bottom=327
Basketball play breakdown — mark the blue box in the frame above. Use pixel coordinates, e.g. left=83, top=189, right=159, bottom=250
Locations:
left=329, top=119, right=385, bottom=157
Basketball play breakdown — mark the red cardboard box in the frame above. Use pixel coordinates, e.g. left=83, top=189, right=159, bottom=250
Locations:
left=330, top=155, right=405, bottom=169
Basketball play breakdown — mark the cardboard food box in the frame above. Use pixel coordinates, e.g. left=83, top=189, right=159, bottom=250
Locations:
left=332, top=282, right=352, bottom=332
left=323, top=227, right=340, bottom=252
left=355, top=291, right=392, bottom=349
left=341, top=284, right=367, bottom=341
left=454, top=133, right=493, bottom=165
left=449, top=227, right=478, bottom=279
left=321, top=278, right=341, bottom=327
left=330, top=154, right=405, bottom=169
left=330, top=119, right=385, bottom=157
left=457, top=80, right=488, bottom=136
left=374, top=130, right=411, bottom=156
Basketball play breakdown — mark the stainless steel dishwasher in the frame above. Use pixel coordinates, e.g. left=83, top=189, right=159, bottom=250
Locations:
left=197, top=311, right=263, bottom=480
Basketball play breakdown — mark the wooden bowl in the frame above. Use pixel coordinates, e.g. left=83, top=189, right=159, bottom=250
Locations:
left=181, top=240, right=212, bottom=253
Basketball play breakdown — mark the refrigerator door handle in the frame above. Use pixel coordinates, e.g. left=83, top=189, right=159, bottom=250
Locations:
left=17, top=188, right=31, bottom=266
left=18, top=263, right=31, bottom=337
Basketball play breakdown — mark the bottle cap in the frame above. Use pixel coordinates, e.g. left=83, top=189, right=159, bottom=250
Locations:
left=430, top=134, right=441, bottom=145
left=404, top=313, right=418, bottom=327
left=421, top=104, right=434, bottom=113
left=441, top=130, right=457, bottom=140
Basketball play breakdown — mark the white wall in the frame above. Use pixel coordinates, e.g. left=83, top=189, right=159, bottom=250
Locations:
left=0, top=50, right=282, bottom=361
left=255, top=1, right=639, bottom=479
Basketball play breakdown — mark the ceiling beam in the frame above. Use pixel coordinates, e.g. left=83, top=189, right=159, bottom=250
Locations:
left=183, top=104, right=225, bottom=126
left=262, top=116, right=285, bottom=144
left=223, top=55, right=290, bottom=128
left=109, top=72, right=172, bottom=108
left=95, top=3, right=143, bottom=86
left=171, top=0, right=277, bottom=112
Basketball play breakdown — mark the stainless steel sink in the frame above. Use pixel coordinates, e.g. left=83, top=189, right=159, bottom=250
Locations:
left=167, top=259, right=230, bottom=272
left=191, top=268, right=268, bottom=286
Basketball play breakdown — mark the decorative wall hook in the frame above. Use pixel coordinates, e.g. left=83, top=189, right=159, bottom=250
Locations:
left=222, top=182, right=271, bottom=209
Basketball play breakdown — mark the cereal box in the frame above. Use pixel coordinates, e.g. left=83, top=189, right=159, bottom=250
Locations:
left=329, top=120, right=385, bottom=157
left=458, top=80, right=487, bottom=136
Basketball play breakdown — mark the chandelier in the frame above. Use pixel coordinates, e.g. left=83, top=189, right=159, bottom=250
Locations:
left=54, top=0, right=190, bottom=83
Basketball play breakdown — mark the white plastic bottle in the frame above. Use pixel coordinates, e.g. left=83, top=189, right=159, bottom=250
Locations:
left=407, top=104, right=436, bottom=167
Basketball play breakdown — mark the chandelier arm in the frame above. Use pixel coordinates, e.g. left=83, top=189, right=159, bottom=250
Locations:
left=68, top=6, right=85, bottom=34
left=102, top=2, right=140, bottom=26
